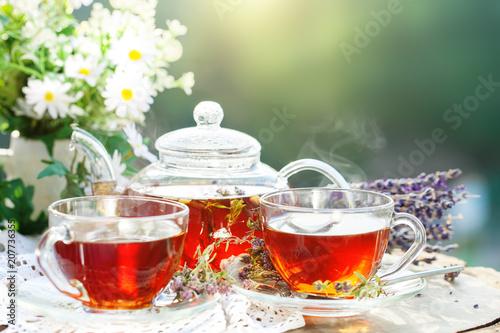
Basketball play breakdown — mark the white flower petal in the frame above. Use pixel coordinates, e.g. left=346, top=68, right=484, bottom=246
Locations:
left=102, top=70, right=154, bottom=120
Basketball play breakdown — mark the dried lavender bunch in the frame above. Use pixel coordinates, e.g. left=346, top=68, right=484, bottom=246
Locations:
left=351, top=169, right=470, bottom=253
left=170, top=245, right=232, bottom=302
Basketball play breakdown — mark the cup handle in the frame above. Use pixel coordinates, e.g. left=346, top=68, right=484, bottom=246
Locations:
left=278, top=159, right=350, bottom=189
left=35, top=224, right=86, bottom=300
left=378, top=212, right=427, bottom=279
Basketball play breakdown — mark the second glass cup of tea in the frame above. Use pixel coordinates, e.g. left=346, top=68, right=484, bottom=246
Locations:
left=36, top=196, right=188, bottom=312
left=260, top=188, right=426, bottom=296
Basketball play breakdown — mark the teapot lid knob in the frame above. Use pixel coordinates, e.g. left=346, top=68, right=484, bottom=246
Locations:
left=155, top=101, right=261, bottom=169
left=194, top=101, right=223, bottom=127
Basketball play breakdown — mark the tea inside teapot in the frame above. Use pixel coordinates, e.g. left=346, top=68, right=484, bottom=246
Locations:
left=125, top=184, right=271, bottom=268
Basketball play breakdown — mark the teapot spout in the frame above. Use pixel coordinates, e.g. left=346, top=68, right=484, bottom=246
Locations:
left=70, top=126, right=117, bottom=195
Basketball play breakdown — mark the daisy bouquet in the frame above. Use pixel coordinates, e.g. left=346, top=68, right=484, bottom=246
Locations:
left=0, top=0, right=194, bottom=233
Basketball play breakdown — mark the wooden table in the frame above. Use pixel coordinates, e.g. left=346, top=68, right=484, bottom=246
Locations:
left=291, top=253, right=500, bottom=333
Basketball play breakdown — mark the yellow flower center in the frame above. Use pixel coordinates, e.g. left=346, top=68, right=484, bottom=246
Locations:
left=78, top=68, right=90, bottom=76
left=128, top=50, right=142, bottom=61
left=45, top=92, right=54, bottom=101
left=121, top=89, right=133, bottom=101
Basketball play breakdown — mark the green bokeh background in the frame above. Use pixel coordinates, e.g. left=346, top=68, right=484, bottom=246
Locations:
left=3, top=0, right=500, bottom=268
left=156, top=0, right=500, bottom=270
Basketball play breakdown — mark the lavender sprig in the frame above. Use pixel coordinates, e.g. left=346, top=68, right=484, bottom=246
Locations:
left=444, top=268, right=461, bottom=282
left=170, top=245, right=232, bottom=302
left=234, top=218, right=282, bottom=287
left=238, top=237, right=281, bottom=285
left=351, top=169, right=472, bottom=253
left=171, top=169, right=470, bottom=300
left=313, top=272, right=388, bottom=299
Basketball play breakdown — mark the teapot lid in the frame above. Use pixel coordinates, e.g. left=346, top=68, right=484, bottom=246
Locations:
left=155, top=101, right=261, bottom=169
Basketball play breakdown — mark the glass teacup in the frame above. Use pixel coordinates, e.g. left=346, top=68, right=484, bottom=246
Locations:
left=260, top=188, right=426, bottom=296
left=36, top=196, right=189, bottom=312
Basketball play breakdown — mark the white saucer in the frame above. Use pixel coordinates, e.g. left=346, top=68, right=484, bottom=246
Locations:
left=231, top=270, right=426, bottom=317
left=18, top=277, right=219, bottom=326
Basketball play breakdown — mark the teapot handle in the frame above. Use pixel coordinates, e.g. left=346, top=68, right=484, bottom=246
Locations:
left=278, top=159, right=350, bottom=189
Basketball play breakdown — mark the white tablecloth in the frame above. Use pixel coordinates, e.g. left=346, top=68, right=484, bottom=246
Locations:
left=1, top=231, right=500, bottom=333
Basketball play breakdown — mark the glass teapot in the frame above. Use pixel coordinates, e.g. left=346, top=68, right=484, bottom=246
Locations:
left=71, top=101, right=349, bottom=268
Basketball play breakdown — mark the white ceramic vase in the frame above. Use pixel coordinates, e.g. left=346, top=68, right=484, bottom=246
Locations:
left=0, top=132, right=73, bottom=218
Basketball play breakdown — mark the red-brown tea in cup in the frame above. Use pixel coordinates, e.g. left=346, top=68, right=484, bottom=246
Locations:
left=263, top=214, right=390, bottom=295
left=55, top=233, right=185, bottom=310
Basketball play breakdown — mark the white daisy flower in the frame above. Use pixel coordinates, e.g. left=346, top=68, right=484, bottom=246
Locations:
left=6, top=0, right=42, bottom=14
left=163, top=39, right=183, bottom=63
left=108, top=29, right=156, bottom=73
left=12, top=98, right=42, bottom=119
left=109, top=0, right=157, bottom=22
left=82, top=3, right=112, bottom=37
left=22, top=77, right=84, bottom=119
left=166, top=19, right=187, bottom=37
left=177, top=72, right=195, bottom=95
left=22, top=23, right=57, bottom=50
left=71, top=36, right=102, bottom=58
left=46, top=35, right=73, bottom=68
left=123, top=123, right=158, bottom=163
left=111, top=10, right=154, bottom=37
left=70, top=104, right=85, bottom=116
left=111, top=149, right=129, bottom=189
left=102, top=70, right=154, bottom=121
left=83, top=4, right=154, bottom=42
left=64, top=54, right=104, bottom=87
left=71, top=0, right=94, bottom=10
left=151, top=68, right=175, bottom=93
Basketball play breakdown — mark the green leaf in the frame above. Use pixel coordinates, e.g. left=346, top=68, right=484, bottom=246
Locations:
left=39, top=125, right=73, bottom=155
left=39, top=135, right=55, bottom=156
left=12, top=184, right=22, bottom=198
left=60, top=174, right=84, bottom=198
left=354, top=271, right=367, bottom=283
left=1, top=4, right=13, bottom=16
left=59, top=24, right=75, bottom=36
left=0, top=61, right=42, bottom=79
left=37, top=157, right=69, bottom=179
left=0, top=176, right=48, bottom=234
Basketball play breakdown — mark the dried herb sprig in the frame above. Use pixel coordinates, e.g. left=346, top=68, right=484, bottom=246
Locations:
left=231, top=218, right=282, bottom=286
left=313, top=272, right=388, bottom=299
left=351, top=169, right=472, bottom=253
left=444, top=268, right=461, bottom=282
left=237, top=237, right=281, bottom=283
left=170, top=244, right=232, bottom=302
left=171, top=169, right=470, bottom=301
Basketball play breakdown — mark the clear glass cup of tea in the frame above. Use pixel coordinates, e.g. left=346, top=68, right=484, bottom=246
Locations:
left=36, top=196, right=189, bottom=313
left=260, top=188, right=426, bottom=296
